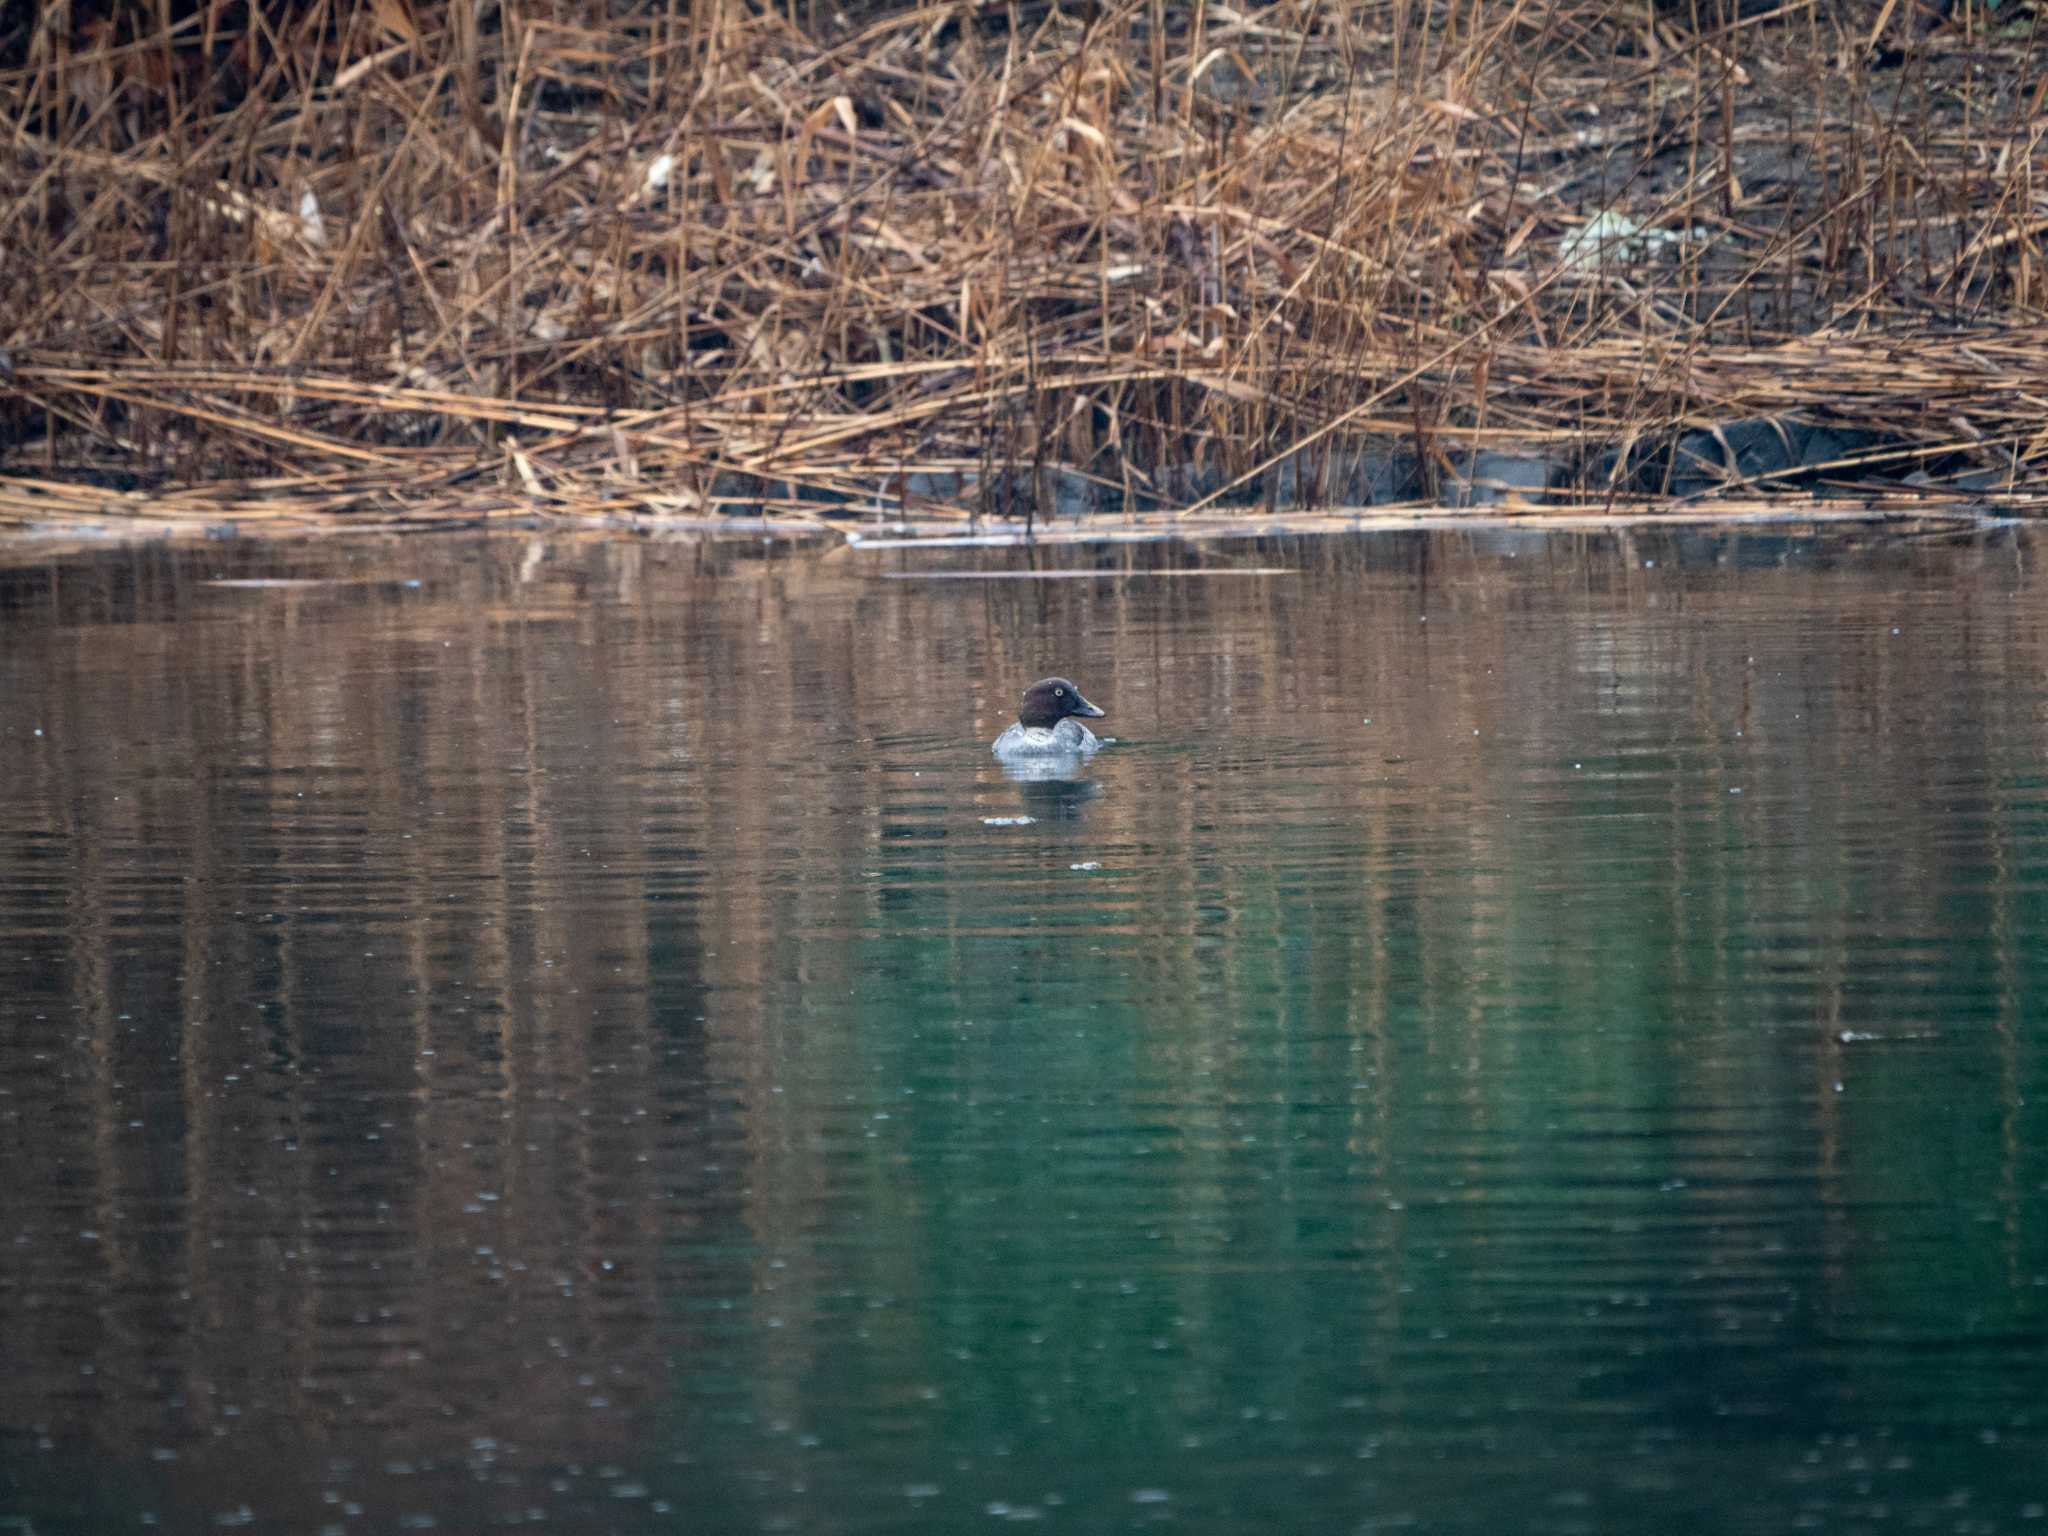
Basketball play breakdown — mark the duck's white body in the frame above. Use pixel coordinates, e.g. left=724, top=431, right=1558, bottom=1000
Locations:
left=992, top=718, right=1103, bottom=758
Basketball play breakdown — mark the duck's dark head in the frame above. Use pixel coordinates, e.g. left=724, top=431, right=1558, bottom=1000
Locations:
left=1017, top=677, right=1105, bottom=728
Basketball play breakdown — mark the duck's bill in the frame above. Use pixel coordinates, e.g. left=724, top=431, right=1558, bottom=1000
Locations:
left=1075, top=698, right=1106, bottom=717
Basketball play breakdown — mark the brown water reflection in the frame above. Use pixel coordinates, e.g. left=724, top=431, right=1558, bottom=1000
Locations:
left=1, top=528, right=2046, bottom=1534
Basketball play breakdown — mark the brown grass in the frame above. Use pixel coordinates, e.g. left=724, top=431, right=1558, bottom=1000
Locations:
left=1, top=0, right=2044, bottom=530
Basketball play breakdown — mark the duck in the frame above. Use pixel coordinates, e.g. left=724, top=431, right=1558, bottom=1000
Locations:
left=991, top=676, right=1106, bottom=758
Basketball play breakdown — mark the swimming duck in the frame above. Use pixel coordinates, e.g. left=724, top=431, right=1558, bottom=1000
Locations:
left=991, top=676, right=1105, bottom=758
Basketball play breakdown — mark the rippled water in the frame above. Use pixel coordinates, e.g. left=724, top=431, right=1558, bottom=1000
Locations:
left=2, top=527, right=2046, bottom=1534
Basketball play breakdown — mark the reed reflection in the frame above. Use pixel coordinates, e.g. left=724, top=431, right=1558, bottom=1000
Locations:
left=0, top=528, right=2044, bottom=1533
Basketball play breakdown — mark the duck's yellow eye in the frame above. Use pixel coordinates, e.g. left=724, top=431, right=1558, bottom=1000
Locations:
left=1055, top=688, right=1066, bottom=696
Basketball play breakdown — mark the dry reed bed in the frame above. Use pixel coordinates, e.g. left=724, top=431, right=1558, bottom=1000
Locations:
left=1, top=0, right=2043, bottom=531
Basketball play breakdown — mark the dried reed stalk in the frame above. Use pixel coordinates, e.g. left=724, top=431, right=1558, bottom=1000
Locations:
left=1, top=0, right=2043, bottom=529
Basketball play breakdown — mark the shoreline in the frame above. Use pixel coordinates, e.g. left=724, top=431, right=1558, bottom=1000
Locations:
left=0, top=496, right=2016, bottom=566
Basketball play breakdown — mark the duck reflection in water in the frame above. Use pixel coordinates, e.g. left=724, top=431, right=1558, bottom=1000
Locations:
left=1001, top=756, right=1104, bottom=818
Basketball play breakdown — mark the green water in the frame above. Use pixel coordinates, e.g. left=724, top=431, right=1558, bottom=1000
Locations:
left=1, top=529, right=2045, bottom=1534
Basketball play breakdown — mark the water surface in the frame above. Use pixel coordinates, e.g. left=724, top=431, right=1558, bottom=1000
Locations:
left=2, top=528, right=2045, bottom=1534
